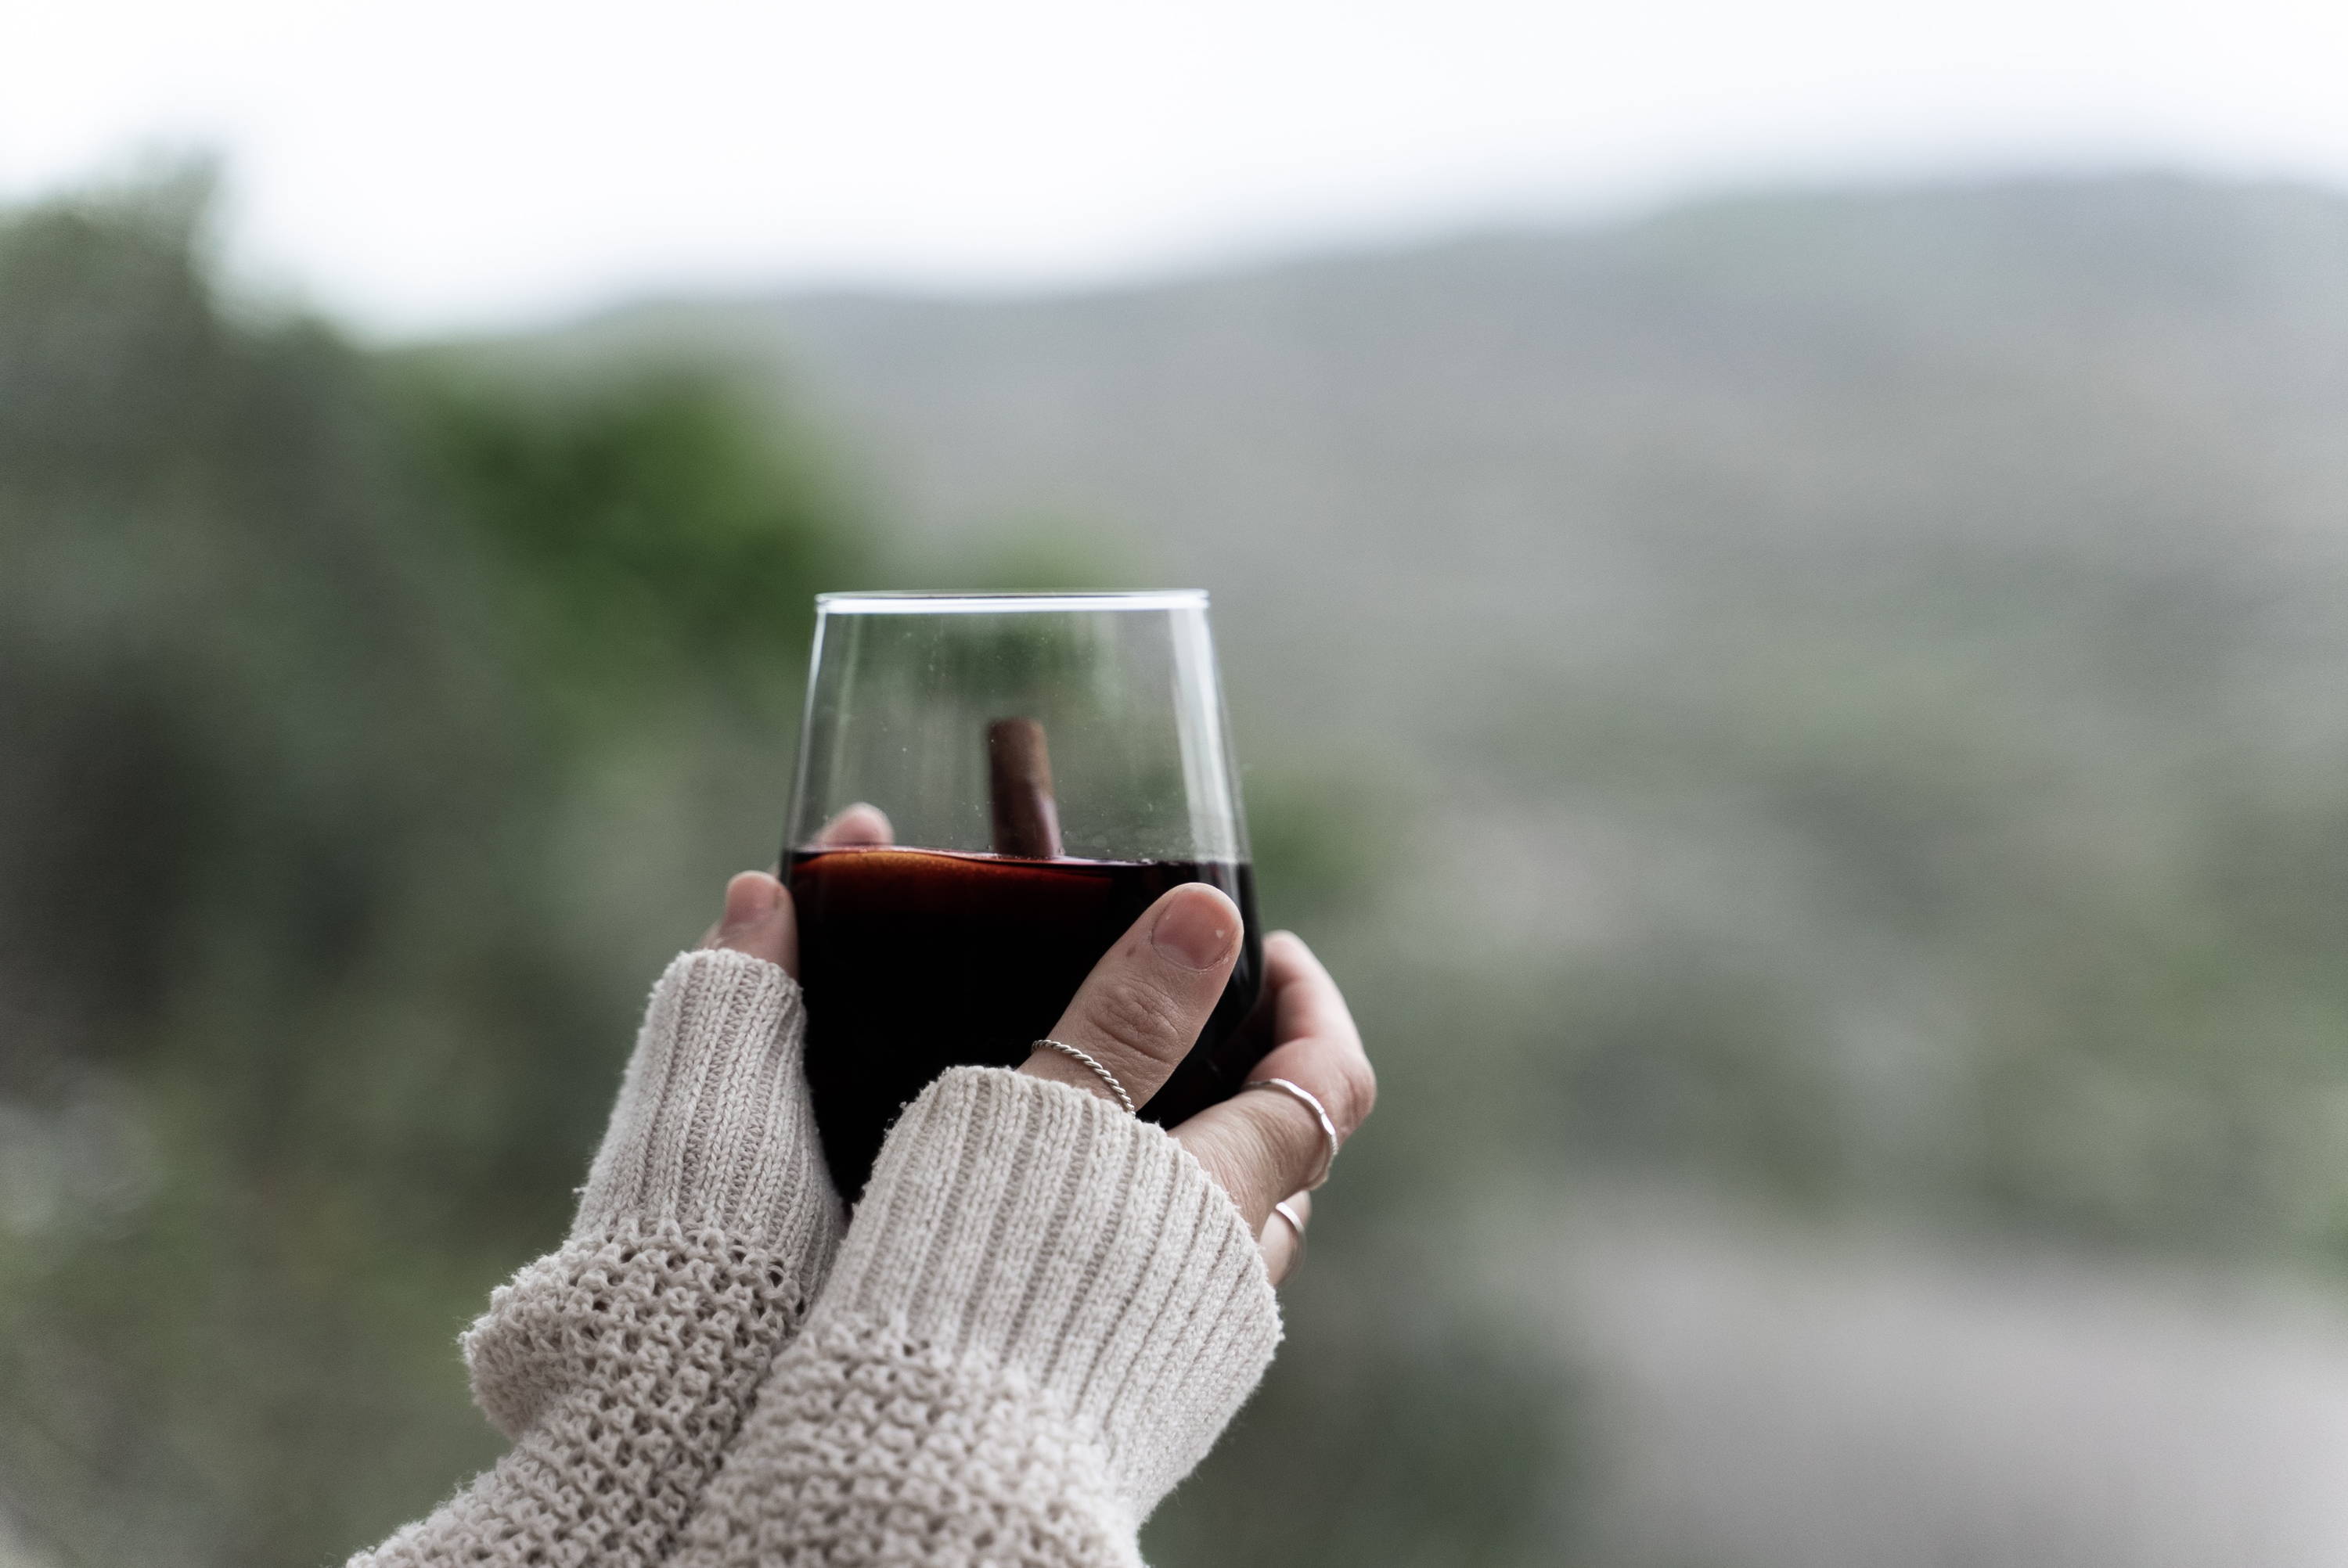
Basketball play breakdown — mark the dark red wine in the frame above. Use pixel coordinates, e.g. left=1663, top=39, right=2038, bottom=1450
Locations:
left=788, top=847, right=1264, bottom=1197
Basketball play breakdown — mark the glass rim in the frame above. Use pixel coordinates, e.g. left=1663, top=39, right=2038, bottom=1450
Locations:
left=815, top=589, right=1208, bottom=616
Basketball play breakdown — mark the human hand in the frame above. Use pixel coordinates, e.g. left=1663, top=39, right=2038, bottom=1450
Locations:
left=704, top=802, right=1374, bottom=1284
left=699, top=870, right=798, bottom=973
left=697, top=806, right=896, bottom=973
left=1019, top=891, right=1374, bottom=1285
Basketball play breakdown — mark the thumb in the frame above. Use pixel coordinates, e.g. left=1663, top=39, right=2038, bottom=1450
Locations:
left=1019, top=883, right=1243, bottom=1110
left=698, top=870, right=799, bottom=977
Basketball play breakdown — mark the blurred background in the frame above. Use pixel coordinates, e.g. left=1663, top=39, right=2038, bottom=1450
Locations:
left=12, top=2, right=2348, bottom=1564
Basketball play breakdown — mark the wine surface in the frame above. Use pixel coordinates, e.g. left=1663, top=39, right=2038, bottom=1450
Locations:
left=789, top=847, right=1264, bottom=1196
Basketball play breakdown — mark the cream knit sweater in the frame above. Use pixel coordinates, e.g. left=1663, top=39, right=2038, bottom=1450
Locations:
left=351, top=948, right=1281, bottom=1568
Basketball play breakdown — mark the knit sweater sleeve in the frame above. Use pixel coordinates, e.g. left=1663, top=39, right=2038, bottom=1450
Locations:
left=669, top=1066, right=1284, bottom=1568
left=351, top=948, right=846, bottom=1568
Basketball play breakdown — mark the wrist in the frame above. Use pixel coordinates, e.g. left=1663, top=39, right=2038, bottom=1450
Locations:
left=819, top=1066, right=1281, bottom=1514
left=577, top=948, right=842, bottom=1267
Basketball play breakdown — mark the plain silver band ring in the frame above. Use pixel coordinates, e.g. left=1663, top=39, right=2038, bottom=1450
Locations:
left=1032, top=1039, right=1136, bottom=1114
left=1241, top=1077, right=1340, bottom=1190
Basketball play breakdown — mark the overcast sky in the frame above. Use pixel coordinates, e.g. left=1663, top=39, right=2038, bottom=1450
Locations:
left=5, top=0, right=2346, bottom=336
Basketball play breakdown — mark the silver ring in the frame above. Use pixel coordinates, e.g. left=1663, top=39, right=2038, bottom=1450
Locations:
left=1031, top=1038, right=1135, bottom=1114
left=1241, top=1077, right=1340, bottom=1190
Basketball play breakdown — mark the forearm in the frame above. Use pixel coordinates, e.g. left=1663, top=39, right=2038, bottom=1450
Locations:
left=353, top=950, right=844, bottom=1568
left=670, top=1067, right=1281, bottom=1568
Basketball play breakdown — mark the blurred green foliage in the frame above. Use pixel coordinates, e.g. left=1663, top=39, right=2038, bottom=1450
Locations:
left=393, top=361, right=854, bottom=729
left=0, top=174, right=871, bottom=1565
left=1240, top=767, right=1393, bottom=933
left=1147, top=1252, right=1577, bottom=1568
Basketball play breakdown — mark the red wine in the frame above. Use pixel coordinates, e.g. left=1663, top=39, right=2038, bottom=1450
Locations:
left=788, top=847, right=1264, bottom=1196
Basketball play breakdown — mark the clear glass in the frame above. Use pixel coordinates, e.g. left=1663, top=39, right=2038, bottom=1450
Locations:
left=783, top=591, right=1263, bottom=1195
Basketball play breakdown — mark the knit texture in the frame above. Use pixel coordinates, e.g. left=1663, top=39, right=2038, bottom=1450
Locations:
left=351, top=949, right=845, bottom=1568
left=669, top=1067, right=1284, bottom=1567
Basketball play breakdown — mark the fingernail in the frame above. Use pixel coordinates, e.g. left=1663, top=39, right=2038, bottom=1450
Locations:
left=1152, top=888, right=1237, bottom=971
left=722, top=872, right=782, bottom=927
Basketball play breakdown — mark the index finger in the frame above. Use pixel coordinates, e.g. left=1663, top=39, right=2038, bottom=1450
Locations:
left=1252, top=935, right=1370, bottom=1127
left=1171, top=932, right=1374, bottom=1230
left=815, top=803, right=894, bottom=847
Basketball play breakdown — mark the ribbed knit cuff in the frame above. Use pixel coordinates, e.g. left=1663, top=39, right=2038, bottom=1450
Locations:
left=575, top=949, right=843, bottom=1277
left=822, top=1066, right=1282, bottom=1515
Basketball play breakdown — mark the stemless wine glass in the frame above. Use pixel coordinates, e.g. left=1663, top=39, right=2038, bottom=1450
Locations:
left=783, top=590, right=1263, bottom=1196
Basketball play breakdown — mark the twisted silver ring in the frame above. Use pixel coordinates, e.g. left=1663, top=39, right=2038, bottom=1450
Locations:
left=1241, top=1076, right=1340, bottom=1190
left=1032, top=1039, right=1135, bottom=1114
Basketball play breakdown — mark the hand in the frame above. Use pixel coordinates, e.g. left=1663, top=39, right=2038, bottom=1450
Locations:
left=704, top=802, right=1376, bottom=1286
left=700, top=870, right=798, bottom=973
left=1020, top=891, right=1374, bottom=1285
left=697, top=805, right=894, bottom=973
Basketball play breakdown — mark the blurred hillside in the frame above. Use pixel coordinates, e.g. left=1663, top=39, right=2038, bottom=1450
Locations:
left=16, top=171, right=2348, bottom=1567
left=485, top=184, right=2348, bottom=1561
left=520, top=176, right=2348, bottom=1257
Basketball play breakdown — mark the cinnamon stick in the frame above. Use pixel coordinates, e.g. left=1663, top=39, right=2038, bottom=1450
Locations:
left=986, top=717, right=1064, bottom=858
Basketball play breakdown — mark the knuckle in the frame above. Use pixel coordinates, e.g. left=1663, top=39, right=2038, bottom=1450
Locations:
left=1086, top=977, right=1191, bottom=1063
left=1239, top=1093, right=1321, bottom=1188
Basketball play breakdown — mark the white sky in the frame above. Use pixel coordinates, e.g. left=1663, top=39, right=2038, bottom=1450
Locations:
left=5, top=0, right=2347, bottom=336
